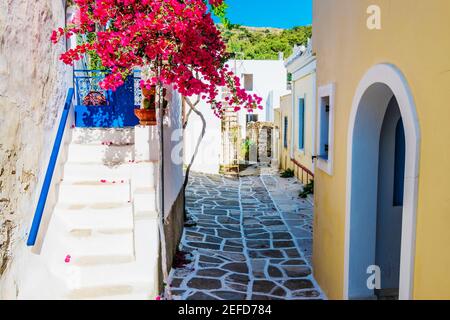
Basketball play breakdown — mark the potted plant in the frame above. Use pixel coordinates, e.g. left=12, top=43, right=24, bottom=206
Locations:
left=134, top=85, right=157, bottom=126
left=134, top=85, right=169, bottom=126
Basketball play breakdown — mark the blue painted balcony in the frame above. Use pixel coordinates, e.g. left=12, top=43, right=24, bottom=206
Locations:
left=73, top=70, right=142, bottom=128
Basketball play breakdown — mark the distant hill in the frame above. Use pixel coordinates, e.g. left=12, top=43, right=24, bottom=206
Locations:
left=218, top=25, right=312, bottom=60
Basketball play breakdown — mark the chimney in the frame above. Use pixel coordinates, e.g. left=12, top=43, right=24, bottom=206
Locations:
left=278, top=52, right=284, bottom=60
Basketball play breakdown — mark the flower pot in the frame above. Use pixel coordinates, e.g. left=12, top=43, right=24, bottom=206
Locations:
left=134, top=108, right=156, bottom=126
left=141, top=85, right=168, bottom=108
left=142, top=85, right=156, bottom=99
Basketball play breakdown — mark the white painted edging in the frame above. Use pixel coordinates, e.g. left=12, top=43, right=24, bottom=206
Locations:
left=343, top=64, right=420, bottom=300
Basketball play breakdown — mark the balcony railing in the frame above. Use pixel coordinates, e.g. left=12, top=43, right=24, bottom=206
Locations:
left=73, top=70, right=142, bottom=128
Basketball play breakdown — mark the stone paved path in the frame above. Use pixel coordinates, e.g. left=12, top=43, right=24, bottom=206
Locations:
left=168, top=172, right=324, bottom=300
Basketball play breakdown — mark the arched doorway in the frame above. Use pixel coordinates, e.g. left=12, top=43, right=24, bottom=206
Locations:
left=344, top=64, right=420, bottom=300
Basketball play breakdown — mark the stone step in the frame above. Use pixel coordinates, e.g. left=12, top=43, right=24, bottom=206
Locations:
left=63, top=265, right=155, bottom=299
left=58, top=182, right=130, bottom=204
left=60, top=218, right=161, bottom=299
left=52, top=204, right=133, bottom=235
left=26, top=126, right=164, bottom=300
left=72, top=128, right=134, bottom=145
left=67, top=143, right=134, bottom=164
left=44, top=232, right=135, bottom=266
left=63, top=162, right=132, bottom=182
left=67, top=286, right=152, bottom=300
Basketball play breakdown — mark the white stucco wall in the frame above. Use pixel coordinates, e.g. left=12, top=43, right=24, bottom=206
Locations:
left=233, top=60, right=287, bottom=137
left=0, top=0, right=70, bottom=298
left=164, top=89, right=184, bottom=216
left=184, top=60, right=287, bottom=174
left=183, top=98, right=222, bottom=175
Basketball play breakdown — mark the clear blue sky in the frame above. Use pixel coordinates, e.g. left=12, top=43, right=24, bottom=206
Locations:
left=213, top=0, right=312, bottom=29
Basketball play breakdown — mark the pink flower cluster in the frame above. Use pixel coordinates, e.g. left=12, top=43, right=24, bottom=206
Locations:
left=208, top=0, right=224, bottom=7
left=52, top=0, right=263, bottom=116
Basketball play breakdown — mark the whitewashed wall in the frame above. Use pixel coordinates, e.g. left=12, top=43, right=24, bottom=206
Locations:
left=184, top=60, right=287, bottom=174
left=0, top=0, right=70, bottom=298
left=164, top=90, right=184, bottom=216
left=183, top=98, right=222, bottom=174
left=233, top=60, right=287, bottom=137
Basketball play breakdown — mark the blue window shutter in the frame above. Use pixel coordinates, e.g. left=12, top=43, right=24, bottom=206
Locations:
left=298, top=98, right=305, bottom=150
left=284, top=117, right=288, bottom=148
left=393, top=119, right=406, bottom=206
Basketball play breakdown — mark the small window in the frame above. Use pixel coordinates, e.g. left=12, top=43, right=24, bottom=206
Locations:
left=298, top=97, right=305, bottom=150
left=287, top=73, right=293, bottom=90
left=243, top=74, right=254, bottom=91
left=317, top=83, right=335, bottom=175
left=393, top=119, right=406, bottom=206
left=283, top=116, right=288, bottom=148
left=246, top=114, right=258, bottom=123
left=319, top=96, right=330, bottom=160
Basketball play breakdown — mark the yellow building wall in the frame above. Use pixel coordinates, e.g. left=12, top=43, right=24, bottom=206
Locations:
left=313, top=0, right=450, bottom=299
left=278, top=94, right=294, bottom=172
left=292, top=72, right=315, bottom=183
left=277, top=85, right=315, bottom=184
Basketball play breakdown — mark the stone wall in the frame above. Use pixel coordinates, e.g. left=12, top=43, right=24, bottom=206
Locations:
left=0, top=0, right=69, bottom=297
left=246, top=122, right=274, bottom=164
left=160, top=189, right=185, bottom=293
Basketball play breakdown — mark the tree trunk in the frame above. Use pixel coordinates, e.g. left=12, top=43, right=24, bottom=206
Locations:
left=183, top=96, right=206, bottom=222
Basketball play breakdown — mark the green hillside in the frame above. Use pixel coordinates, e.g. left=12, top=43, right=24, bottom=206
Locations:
left=219, top=25, right=312, bottom=60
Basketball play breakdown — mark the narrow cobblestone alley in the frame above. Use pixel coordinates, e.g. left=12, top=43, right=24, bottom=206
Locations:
left=168, top=172, right=324, bottom=300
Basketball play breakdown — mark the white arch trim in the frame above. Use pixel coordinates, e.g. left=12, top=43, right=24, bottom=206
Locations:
left=343, top=64, right=421, bottom=300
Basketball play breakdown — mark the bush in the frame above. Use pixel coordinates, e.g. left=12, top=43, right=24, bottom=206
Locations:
left=280, top=168, right=295, bottom=178
left=219, top=25, right=312, bottom=60
left=299, top=180, right=314, bottom=198
left=241, top=138, right=253, bottom=159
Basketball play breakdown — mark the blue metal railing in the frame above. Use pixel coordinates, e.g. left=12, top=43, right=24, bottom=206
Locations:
left=73, top=69, right=142, bottom=107
left=27, top=88, right=75, bottom=246
left=73, top=70, right=141, bottom=128
left=73, top=69, right=111, bottom=106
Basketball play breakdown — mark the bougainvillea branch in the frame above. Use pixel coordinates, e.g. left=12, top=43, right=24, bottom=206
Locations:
left=52, top=0, right=263, bottom=117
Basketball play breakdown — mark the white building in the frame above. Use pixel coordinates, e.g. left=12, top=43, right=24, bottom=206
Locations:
left=184, top=59, right=287, bottom=174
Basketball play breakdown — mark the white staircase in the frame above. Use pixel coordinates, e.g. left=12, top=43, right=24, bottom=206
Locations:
left=21, top=128, right=160, bottom=300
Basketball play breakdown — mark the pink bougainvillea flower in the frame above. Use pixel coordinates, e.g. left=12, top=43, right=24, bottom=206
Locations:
left=155, top=296, right=161, bottom=301
left=65, top=255, right=71, bottom=263
left=100, top=179, right=107, bottom=183
left=51, top=0, right=262, bottom=118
